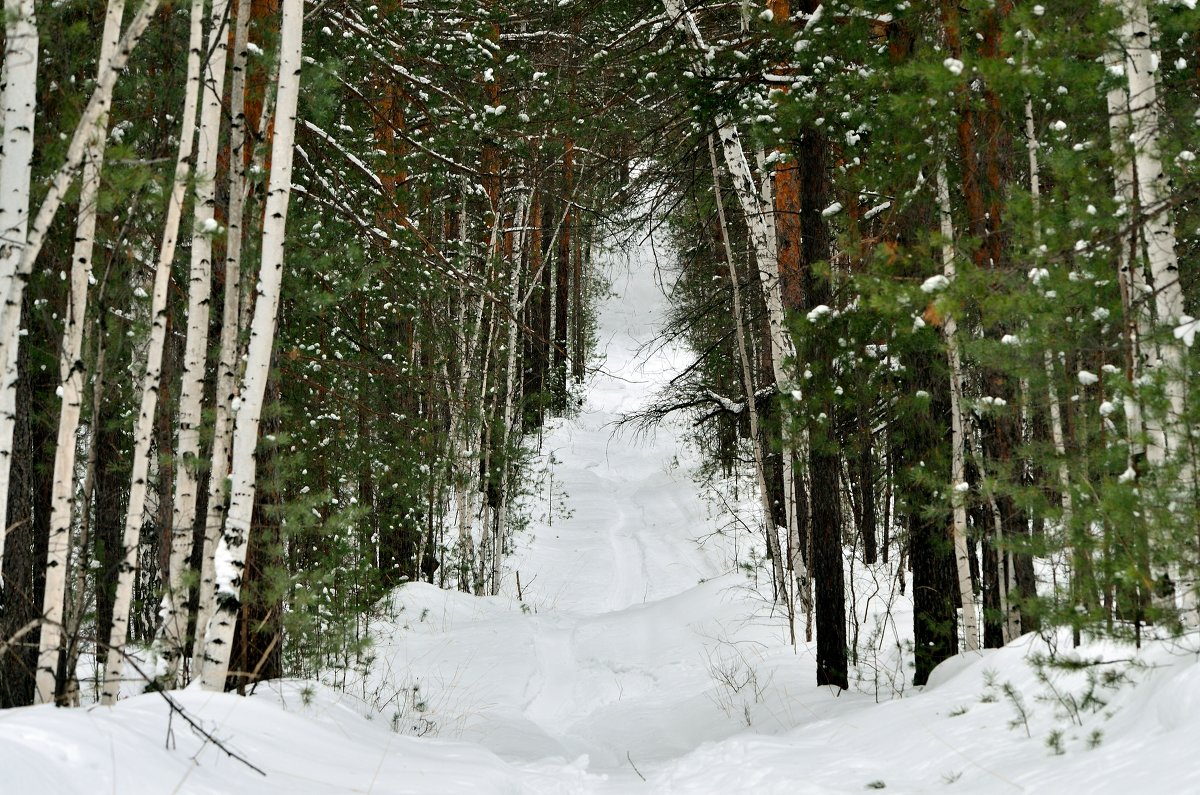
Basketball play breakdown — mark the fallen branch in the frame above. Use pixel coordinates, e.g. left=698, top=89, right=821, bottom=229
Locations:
left=115, top=651, right=268, bottom=777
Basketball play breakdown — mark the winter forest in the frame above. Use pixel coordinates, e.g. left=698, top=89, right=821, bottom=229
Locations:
left=1, top=0, right=1199, bottom=791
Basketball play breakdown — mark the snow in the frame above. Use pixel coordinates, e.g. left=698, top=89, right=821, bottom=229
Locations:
left=862, top=201, right=891, bottom=220
left=807, top=304, right=832, bottom=323
left=1174, top=315, right=1200, bottom=347
left=921, top=274, right=950, bottom=293
left=4, top=219, right=1200, bottom=793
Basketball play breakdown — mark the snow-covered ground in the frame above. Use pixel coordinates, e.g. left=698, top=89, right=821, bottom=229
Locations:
left=3, top=223, right=1199, bottom=793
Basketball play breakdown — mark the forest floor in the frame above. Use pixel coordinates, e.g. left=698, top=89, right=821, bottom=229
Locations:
left=2, top=224, right=1199, bottom=793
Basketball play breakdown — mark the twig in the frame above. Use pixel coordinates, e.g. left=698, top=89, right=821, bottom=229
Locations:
left=626, top=751, right=646, bottom=782
left=0, top=619, right=41, bottom=658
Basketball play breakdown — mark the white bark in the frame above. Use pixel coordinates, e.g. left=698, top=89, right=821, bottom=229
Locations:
left=199, top=0, right=303, bottom=691
left=1106, top=0, right=1189, bottom=464
left=471, top=275, right=498, bottom=594
left=492, top=192, right=530, bottom=595
left=1105, top=15, right=1152, bottom=467
left=710, top=137, right=789, bottom=609
left=0, top=0, right=38, bottom=581
left=193, top=0, right=254, bottom=679
left=1120, top=0, right=1186, bottom=349
left=34, top=0, right=125, bottom=705
left=0, top=3, right=160, bottom=589
left=100, top=0, right=203, bottom=705
left=157, top=0, right=234, bottom=687
left=448, top=200, right=491, bottom=589
left=1111, top=0, right=1196, bottom=623
left=1026, top=93, right=1076, bottom=607
left=937, top=164, right=980, bottom=653
left=662, top=0, right=800, bottom=600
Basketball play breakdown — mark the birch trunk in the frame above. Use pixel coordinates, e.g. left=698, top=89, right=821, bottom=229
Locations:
left=0, top=0, right=38, bottom=581
left=449, top=218, right=491, bottom=590
left=33, top=0, right=125, bottom=705
left=0, top=4, right=160, bottom=588
left=100, top=0, right=203, bottom=705
left=199, top=0, right=303, bottom=691
left=1024, top=96, right=1071, bottom=517
left=937, top=164, right=980, bottom=652
left=472, top=283, right=499, bottom=595
left=158, top=0, right=234, bottom=686
left=491, top=191, right=530, bottom=595
left=758, top=142, right=805, bottom=617
left=1119, top=0, right=1187, bottom=425
left=63, top=329, right=108, bottom=703
left=1105, top=0, right=1183, bottom=463
left=192, top=0, right=254, bottom=679
left=1025, top=92, right=1081, bottom=617
left=662, top=0, right=796, bottom=599
left=1111, top=0, right=1195, bottom=622
left=1104, top=22, right=1152, bottom=477
left=710, top=137, right=789, bottom=615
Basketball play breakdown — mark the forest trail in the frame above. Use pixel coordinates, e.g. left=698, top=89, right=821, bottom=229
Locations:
left=506, top=225, right=734, bottom=615
left=359, top=223, right=805, bottom=780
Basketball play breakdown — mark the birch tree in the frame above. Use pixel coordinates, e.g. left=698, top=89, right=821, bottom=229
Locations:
left=100, top=0, right=204, bottom=705
left=1106, top=0, right=1196, bottom=623
left=1112, top=0, right=1188, bottom=462
left=708, top=135, right=790, bottom=618
left=158, top=0, right=234, bottom=687
left=937, top=164, right=980, bottom=653
left=661, top=0, right=793, bottom=598
left=0, top=0, right=160, bottom=571
left=192, top=0, right=255, bottom=678
left=33, top=0, right=126, bottom=705
left=200, top=0, right=304, bottom=691
left=0, top=0, right=38, bottom=580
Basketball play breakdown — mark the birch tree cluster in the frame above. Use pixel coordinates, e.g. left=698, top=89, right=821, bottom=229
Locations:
left=0, top=0, right=645, bottom=707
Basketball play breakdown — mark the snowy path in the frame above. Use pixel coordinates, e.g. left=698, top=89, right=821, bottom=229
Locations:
left=506, top=233, right=732, bottom=616
left=361, top=228, right=801, bottom=776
